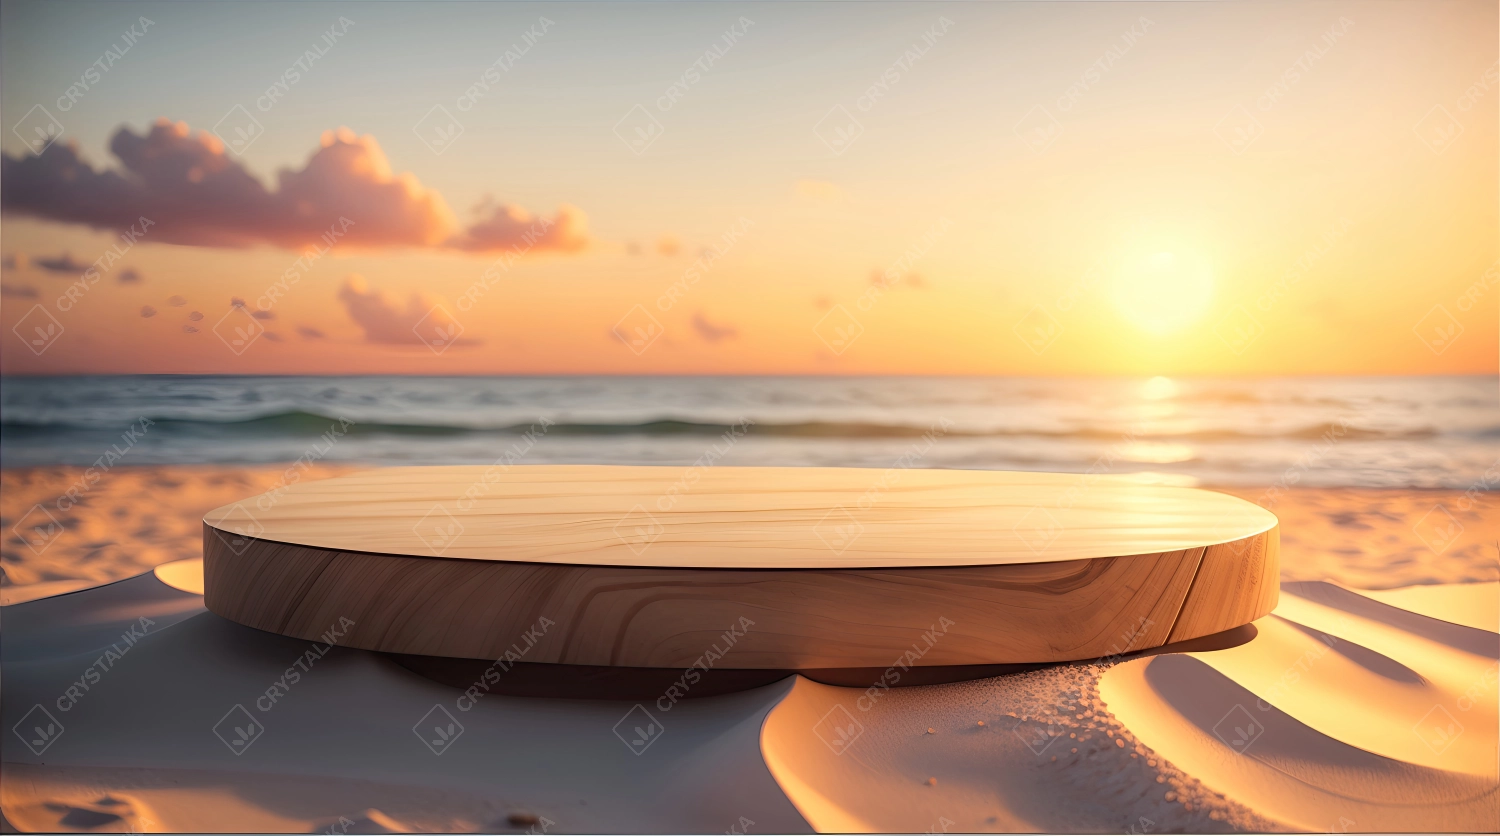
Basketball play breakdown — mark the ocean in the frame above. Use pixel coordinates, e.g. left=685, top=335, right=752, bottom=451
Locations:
left=0, top=375, right=1494, bottom=489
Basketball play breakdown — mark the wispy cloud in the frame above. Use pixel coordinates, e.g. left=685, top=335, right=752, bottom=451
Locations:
left=337, top=275, right=478, bottom=346
left=692, top=311, right=738, bottom=343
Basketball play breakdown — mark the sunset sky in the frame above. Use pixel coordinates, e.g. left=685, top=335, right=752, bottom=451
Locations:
left=1, top=0, right=1495, bottom=376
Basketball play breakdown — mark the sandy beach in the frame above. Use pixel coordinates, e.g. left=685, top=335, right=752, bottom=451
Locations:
left=4, top=466, right=1496, bottom=603
left=2, top=465, right=1495, bottom=832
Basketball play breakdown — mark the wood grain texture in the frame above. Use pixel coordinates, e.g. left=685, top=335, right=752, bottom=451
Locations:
left=202, top=466, right=1280, bottom=668
left=201, top=465, right=1277, bottom=569
left=1166, top=532, right=1281, bottom=644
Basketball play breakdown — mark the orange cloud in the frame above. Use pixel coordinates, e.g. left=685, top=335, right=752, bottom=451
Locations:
left=1, top=119, right=588, bottom=255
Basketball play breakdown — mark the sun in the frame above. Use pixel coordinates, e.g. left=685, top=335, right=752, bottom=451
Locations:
left=1111, top=251, right=1215, bottom=335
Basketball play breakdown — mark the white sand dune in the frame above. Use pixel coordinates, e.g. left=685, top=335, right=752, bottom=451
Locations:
left=5, top=558, right=1494, bottom=832
left=2, top=563, right=808, bottom=833
left=1098, top=582, right=1499, bottom=832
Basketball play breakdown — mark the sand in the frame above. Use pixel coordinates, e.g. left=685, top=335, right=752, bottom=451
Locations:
left=2, top=466, right=1497, bottom=832
left=0, top=466, right=355, bottom=604
left=4, top=467, right=1496, bottom=605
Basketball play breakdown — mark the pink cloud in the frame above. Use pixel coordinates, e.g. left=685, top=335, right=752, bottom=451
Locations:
left=449, top=202, right=589, bottom=253
left=336, top=275, right=477, bottom=347
left=2, top=120, right=588, bottom=254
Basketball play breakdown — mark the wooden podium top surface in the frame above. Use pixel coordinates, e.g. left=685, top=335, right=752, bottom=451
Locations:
left=203, top=465, right=1276, bottom=570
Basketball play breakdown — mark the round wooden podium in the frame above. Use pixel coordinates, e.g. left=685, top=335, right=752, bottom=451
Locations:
left=202, top=466, right=1278, bottom=670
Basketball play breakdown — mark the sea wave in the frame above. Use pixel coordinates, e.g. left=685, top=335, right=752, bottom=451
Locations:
left=0, top=410, right=1460, bottom=442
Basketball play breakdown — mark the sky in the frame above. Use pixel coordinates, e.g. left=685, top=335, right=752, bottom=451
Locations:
left=1, top=0, right=1495, bottom=376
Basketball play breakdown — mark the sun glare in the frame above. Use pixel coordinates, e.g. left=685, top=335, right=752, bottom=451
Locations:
left=1111, top=252, right=1215, bottom=335
left=1140, top=375, right=1178, bottom=400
